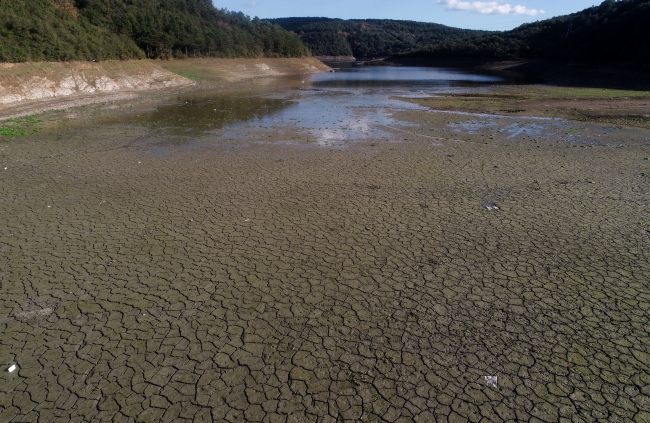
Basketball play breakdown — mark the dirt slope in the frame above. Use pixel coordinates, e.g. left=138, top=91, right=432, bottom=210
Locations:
left=0, top=60, right=191, bottom=105
left=0, top=58, right=332, bottom=115
left=158, top=57, right=332, bottom=83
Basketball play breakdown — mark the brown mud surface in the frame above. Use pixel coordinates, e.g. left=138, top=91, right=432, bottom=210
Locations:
left=1, top=77, right=650, bottom=423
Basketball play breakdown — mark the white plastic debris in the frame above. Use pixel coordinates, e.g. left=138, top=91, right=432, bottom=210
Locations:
left=7, top=364, right=17, bottom=373
left=480, top=202, right=499, bottom=211
left=484, top=375, right=498, bottom=388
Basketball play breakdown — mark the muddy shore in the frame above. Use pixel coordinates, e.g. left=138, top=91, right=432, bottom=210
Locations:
left=0, top=58, right=331, bottom=119
left=398, top=85, right=650, bottom=130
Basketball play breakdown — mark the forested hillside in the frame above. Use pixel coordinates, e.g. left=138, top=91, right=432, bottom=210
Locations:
left=0, top=0, right=143, bottom=62
left=397, top=0, right=650, bottom=66
left=0, top=0, right=309, bottom=62
left=268, top=18, right=484, bottom=59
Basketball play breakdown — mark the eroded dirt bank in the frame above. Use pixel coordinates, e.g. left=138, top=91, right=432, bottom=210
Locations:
left=0, top=60, right=191, bottom=105
left=0, top=58, right=331, bottom=118
left=158, top=57, right=332, bottom=84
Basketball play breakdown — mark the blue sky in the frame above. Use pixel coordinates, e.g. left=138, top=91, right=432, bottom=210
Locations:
left=214, top=0, right=602, bottom=31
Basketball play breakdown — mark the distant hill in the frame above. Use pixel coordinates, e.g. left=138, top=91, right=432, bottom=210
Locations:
left=0, top=0, right=309, bottom=62
left=396, top=0, right=650, bottom=67
left=267, top=18, right=485, bottom=59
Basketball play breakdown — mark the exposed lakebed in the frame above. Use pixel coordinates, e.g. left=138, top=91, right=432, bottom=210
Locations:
left=1, top=64, right=650, bottom=423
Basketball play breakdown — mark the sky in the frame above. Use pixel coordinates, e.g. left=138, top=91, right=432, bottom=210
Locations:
left=213, top=0, right=602, bottom=31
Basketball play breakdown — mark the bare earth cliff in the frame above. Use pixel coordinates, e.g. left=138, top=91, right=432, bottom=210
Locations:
left=0, top=58, right=331, bottom=115
left=0, top=61, right=190, bottom=105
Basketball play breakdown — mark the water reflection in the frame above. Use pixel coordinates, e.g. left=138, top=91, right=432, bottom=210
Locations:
left=222, top=91, right=424, bottom=147
left=311, top=64, right=504, bottom=88
left=133, top=65, right=533, bottom=145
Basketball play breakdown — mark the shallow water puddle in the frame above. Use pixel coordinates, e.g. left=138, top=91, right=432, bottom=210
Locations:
left=127, top=65, right=522, bottom=148
left=220, top=90, right=428, bottom=147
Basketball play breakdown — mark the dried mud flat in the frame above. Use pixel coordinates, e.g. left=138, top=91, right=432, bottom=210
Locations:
left=1, top=82, right=650, bottom=423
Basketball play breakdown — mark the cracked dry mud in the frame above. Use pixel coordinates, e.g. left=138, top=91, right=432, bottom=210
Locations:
left=1, top=98, right=650, bottom=423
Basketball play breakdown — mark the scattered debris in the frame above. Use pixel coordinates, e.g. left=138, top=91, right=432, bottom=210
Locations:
left=480, top=202, right=499, bottom=211
left=485, top=375, right=498, bottom=388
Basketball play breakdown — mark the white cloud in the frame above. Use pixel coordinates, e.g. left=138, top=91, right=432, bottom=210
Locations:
left=438, top=0, right=545, bottom=16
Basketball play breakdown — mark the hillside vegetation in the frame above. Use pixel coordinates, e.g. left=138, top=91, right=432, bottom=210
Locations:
left=267, top=18, right=484, bottom=59
left=397, top=0, right=650, bottom=67
left=0, top=0, right=309, bottom=62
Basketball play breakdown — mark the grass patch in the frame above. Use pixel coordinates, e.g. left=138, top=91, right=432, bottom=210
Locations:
left=0, top=114, right=44, bottom=140
left=171, top=71, right=200, bottom=81
left=0, top=126, right=28, bottom=137
left=9, top=116, right=43, bottom=124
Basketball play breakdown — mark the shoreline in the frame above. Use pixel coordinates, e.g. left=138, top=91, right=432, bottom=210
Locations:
left=0, top=58, right=331, bottom=119
left=395, top=84, right=650, bottom=130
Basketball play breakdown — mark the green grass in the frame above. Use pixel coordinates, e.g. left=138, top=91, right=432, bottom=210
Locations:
left=0, top=126, right=28, bottom=137
left=0, top=114, right=44, bottom=140
left=9, top=116, right=43, bottom=124
left=174, top=72, right=200, bottom=81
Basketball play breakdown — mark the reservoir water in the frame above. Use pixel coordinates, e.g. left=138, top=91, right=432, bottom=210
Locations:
left=130, top=63, right=529, bottom=147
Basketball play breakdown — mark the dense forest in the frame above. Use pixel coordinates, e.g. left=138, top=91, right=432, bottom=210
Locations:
left=396, top=0, right=650, bottom=66
left=267, top=18, right=484, bottom=59
left=0, top=0, right=310, bottom=62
